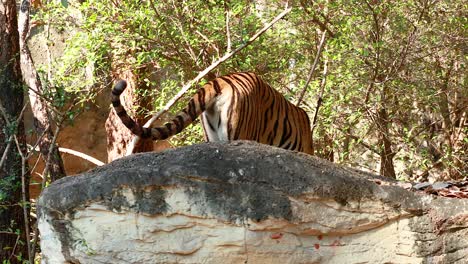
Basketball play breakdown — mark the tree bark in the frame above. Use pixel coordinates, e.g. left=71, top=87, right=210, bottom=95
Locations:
left=18, top=0, right=66, bottom=181
left=435, top=60, right=464, bottom=179
left=0, top=0, right=29, bottom=261
left=377, top=106, right=396, bottom=178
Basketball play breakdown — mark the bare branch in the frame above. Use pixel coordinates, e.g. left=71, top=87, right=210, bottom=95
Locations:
left=12, top=135, right=32, bottom=263
left=195, top=30, right=220, bottom=58
left=225, top=5, right=232, bottom=53
left=339, top=128, right=381, bottom=155
left=25, top=124, right=51, bottom=160
left=58, top=147, right=105, bottom=166
left=31, top=124, right=62, bottom=258
left=125, top=4, right=293, bottom=155
left=7, top=233, right=21, bottom=262
left=311, top=55, right=328, bottom=135
left=0, top=102, right=28, bottom=169
left=296, top=30, right=327, bottom=106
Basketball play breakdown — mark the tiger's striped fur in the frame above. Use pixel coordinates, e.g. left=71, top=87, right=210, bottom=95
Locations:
left=111, top=72, right=313, bottom=155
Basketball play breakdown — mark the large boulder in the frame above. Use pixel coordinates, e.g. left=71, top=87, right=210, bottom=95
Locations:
left=37, top=141, right=468, bottom=263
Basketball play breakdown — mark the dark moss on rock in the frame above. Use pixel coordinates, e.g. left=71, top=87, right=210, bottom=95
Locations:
left=38, top=141, right=424, bottom=222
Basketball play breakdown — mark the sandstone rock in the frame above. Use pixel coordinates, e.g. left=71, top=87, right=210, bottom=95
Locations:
left=37, top=141, right=468, bottom=263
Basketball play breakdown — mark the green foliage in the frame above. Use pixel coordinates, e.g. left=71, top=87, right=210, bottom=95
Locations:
left=0, top=166, right=21, bottom=205
left=35, top=0, right=467, bottom=180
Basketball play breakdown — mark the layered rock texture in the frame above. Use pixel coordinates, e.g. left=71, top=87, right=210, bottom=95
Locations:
left=37, top=141, right=468, bottom=263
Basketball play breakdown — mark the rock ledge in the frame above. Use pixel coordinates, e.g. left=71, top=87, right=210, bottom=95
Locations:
left=38, top=141, right=468, bottom=263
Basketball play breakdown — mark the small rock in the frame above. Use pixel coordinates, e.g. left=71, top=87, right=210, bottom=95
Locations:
left=432, top=182, right=451, bottom=190
left=413, top=182, right=431, bottom=190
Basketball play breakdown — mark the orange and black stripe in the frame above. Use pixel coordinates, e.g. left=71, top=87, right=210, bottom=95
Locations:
left=111, top=72, right=314, bottom=155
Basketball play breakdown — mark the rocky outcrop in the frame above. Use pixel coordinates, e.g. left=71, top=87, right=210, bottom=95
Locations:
left=37, top=141, right=468, bottom=264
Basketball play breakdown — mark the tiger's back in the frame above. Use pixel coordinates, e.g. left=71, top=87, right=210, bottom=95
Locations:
left=112, top=72, right=313, bottom=155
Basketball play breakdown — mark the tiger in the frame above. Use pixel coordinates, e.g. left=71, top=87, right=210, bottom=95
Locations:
left=111, top=72, right=314, bottom=155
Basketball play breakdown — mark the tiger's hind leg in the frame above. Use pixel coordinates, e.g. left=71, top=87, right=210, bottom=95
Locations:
left=201, top=110, right=226, bottom=142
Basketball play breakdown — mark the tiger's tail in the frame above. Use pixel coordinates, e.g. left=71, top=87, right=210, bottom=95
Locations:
left=111, top=79, right=220, bottom=140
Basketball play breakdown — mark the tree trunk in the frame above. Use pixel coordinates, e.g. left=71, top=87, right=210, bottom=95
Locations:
left=342, top=126, right=351, bottom=161
left=377, top=107, right=396, bottom=178
left=0, top=0, right=29, bottom=261
left=18, top=0, right=66, bottom=181
left=436, top=60, right=464, bottom=179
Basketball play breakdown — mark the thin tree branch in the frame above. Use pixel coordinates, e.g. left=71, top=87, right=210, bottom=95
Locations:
left=225, top=4, right=232, bottom=53
left=0, top=231, right=19, bottom=235
left=297, top=30, right=327, bottom=106
left=299, top=1, right=335, bottom=38
left=41, top=125, right=62, bottom=186
left=195, top=30, right=220, bottom=58
left=149, top=1, right=191, bottom=66
left=126, top=4, right=293, bottom=155
left=311, top=55, right=328, bottom=135
left=363, top=0, right=382, bottom=105
left=30, top=124, right=63, bottom=260
left=58, top=147, right=105, bottom=166
left=29, top=152, right=43, bottom=179
left=0, top=102, right=28, bottom=169
left=13, top=135, right=32, bottom=264
left=337, top=127, right=381, bottom=155
left=7, top=233, right=21, bottom=262
left=25, top=124, right=50, bottom=160
left=387, top=0, right=430, bottom=78
left=305, top=17, right=335, bottom=38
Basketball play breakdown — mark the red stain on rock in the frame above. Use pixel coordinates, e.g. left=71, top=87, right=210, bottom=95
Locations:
left=318, top=235, right=323, bottom=240
left=314, top=243, right=320, bottom=250
left=270, top=233, right=283, bottom=239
